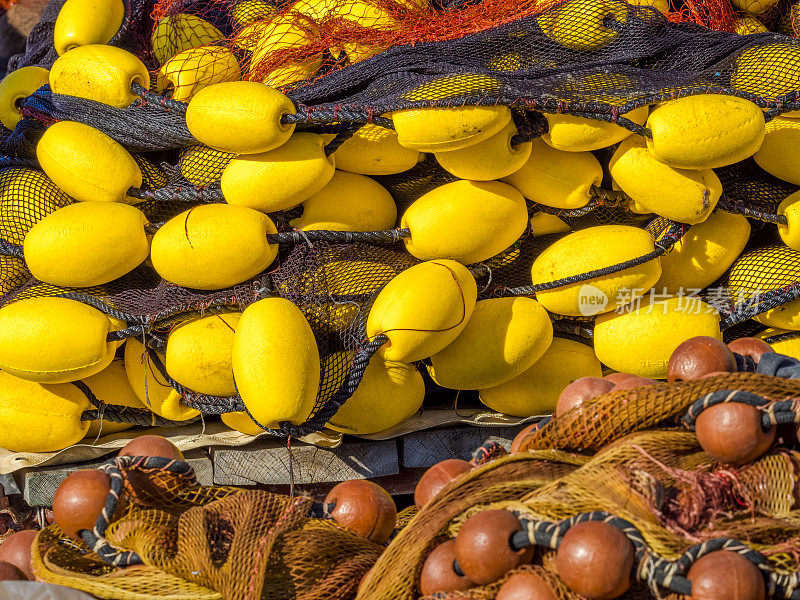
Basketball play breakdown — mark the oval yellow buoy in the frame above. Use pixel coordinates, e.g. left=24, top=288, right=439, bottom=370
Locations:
left=479, top=338, right=602, bottom=416
left=232, top=297, right=321, bottom=429
left=0, top=66, right=49, bottom=129
left=166, top=313, right=242, bottom=397
left=428, top=297, right=553, bottom=390
left=185, top=81, right=297, bottom=154
left=594, top=295, right=723, bottom=378
left=49, top=44, right=150, bottom=108
left=54, top=0, right=125, bottom=55
left=150, top=204, right=278, bottom=290
left=0, top=297, right=125, bottom=383
left=0, top=371, right=90, bottom=452
left=366, top=260, right=478, bottom=362
left=610, top=135, right=721, bottom=224
left=37, top=120, right=142, bottom=204
left=401, top=180, right=529, bottom=264
left=530, top=225, right=661, bottom=317
left=23, top=202, right=149, bottom=287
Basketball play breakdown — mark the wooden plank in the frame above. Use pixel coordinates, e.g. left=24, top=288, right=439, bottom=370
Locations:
left=211, top=439, right=399, bottom=486
left=256, top=467, right=426, bottom=501
left=21, top=450, right=213, bottom=507
left=401, top=425, right=527, bottom=469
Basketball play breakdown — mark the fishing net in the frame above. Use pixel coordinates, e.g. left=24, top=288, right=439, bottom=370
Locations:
left=31, top=454, right=384, bottom=600
left=359, top=354, right=800, bottom=600
left=2, top=0, right=800, bottom=437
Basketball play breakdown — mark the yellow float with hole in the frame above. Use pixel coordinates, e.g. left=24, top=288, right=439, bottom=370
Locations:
left=0, top=371, right=91, bottom=452
left=221, top=133, right=335, bottom=212
left=645, top=95, right=765, bottom=170
left=166, top=313, right=242, bottom=397
left=754, top=116, right=800, bottom=186
left=49, top=44, right=150, bottom=108
left=0, top=66, right=49, bottom=129
left=479, top=337, right=602, bottom=416
left=778, top=192, right=800, bottom=251
left=392, top=105, right=512, bottom=152
left=542, top=105, right=649, bottom=152
left=401, top=180, right=528, bottom=265
left=327, top=356, right=425, bottom=435
left=503, top=139, right=603, bottom=209
left=37, top=121, right=143, bottom=204
left=435, top=119, right=532, bottom=180
left=53, top=0, right=125, bottom=55
left=610, top=135, right=721, bottom=224
left=651, top=210, right=751, bottom=295
left=332, top=124, right=422, bottom=176
left=428, top=297, right=554, bottom=390
left=290, top=171, right=397, bottom=232
left=594, top=295, right=723, bottom=378
left=185, top=81, right=297, bottom=154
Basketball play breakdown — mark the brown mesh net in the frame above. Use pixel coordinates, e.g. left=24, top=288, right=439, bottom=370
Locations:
left=358, top=371, right=800, bottom=600
left=32, top=457, right=382, bottom=600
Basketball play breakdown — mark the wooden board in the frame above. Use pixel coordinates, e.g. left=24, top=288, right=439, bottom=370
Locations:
left=401, top=425, right=526, bottom=468
left=211, top=439, right=399, bottom=486
left=20, top=450, right=213, bottom=507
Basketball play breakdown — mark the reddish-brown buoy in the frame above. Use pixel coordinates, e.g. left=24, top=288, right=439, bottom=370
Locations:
left=419, top=539, right=474, bottom=596
left=454, top=510, right=529, bottom=585
left=325, top=480, right=397, bottom=544
left=556, top=377, right=615, bottom=416
left=414, top=459, right=472, bottom=509
left=119, top=435, right=184, bottom=460
left=727, top=338, right=772, bottom=364
left=0, top=561, right=27, bottom=581
left=52, top=470, right=113, bottom=541
left=496, top=571, right=558, bottom=600
left=612, top=375, right=658, bottom=389
left=511, top=424, right=537, bottom=454
left=0, top=530, right=37, bottom=579
left=667, top=336, right=737, bottom=382
left=695, top=402, right=775, bottom=466
left=687, top=550, right=765, bottom=600
left=604, top=372, right=636, bottom=385
left=555, top=520, right=634, bottom=600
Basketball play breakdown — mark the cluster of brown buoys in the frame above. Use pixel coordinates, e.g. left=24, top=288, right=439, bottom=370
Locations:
left=52, top=434, right=402, bottom=547
left=422, top=507, right=768, bottom=600
left=0, top=435, right=184, bottom=582
left=418, top=335, right=778, bottom=598
left=546, top=336, right=779, bottom=467
left=667, top=336, right=778, bottom=467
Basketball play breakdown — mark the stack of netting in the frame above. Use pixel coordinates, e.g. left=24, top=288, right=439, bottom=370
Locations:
left=360, top=352, right=800, bottom=600
left=30, top=453, right=386, bottom=600
left=4, top=0, right=800, bottom=454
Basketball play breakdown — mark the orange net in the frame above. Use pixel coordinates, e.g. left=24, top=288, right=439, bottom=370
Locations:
left=31, top=457, right=383, bottom=600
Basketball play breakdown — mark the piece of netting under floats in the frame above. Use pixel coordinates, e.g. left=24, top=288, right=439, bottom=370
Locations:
left=31, top=454, right=383, bottom=600
left=359, top=354, right=800, bottom=600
